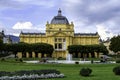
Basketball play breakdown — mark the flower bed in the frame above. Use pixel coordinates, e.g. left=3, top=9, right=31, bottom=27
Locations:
left=0, top=69, right=65, bottom=80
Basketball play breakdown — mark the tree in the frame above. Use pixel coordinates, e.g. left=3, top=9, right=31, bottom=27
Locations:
left=8, top=43, right=20, bottom=58
left=68, top=45, right=82, bottom=58
left=5, top=42, right=28, bottom=58
left=109, top=35, right=120, bottom=53
left=32, top=43, right=54, bottom=58
left=0, top=39, right=3, bottom=52
left=0, top=43, right=11, bottom=58
left=68, top=44, right=108, bottom=58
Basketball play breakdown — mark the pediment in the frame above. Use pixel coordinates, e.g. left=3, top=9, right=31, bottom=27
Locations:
left=52, top=32, right=69, bottom=37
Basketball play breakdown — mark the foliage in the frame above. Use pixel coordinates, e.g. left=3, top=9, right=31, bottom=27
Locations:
left=116, top=59, right=120, bottom=63
left=113, top=66, right=120, bottom=75
left=0, top=58, right=6, bottom=61
left=68, top=44, right=108, bottom=58
left=32, top=43, right=54, bottom=54
left=19, top=58, right=23, bottom=62
left=80, top=67, right=92, bottom=77
left=32, top=43, right=54, bottom=57
left=75, top=61, right=79, bottom=64
left=0, top=52, right=10, bottom=58
left=0, top=40, right=11, bottom=57
left=109, top=35, right=120, bottom=53
left=0, top=42, right=54, bottom=58
left=0, top=39, right=3, bottom=51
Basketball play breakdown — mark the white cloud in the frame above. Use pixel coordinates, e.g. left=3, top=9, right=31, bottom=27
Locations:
left=12, top=22, right=33, bottom=30
left=12, top=21, right=45, bottom=31
left=11, top=21, right=45, bottom=36
left=96, top=24, right=113, bottom=40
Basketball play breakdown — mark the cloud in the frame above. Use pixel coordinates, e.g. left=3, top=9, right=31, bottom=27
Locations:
left=0, top=0, right=56, bottom=10
left=63, top=0, right=120, bottom=23
left=12, top=22, right=33, bottom=29
left=11, top=21, right=45, bottom=36
left=0, top=0, right=25, bottom=10
left=1, top=0, right=120, bottom=40
left=96, top=24, right=114, bottom=40
left=61, top=0, right=120, bottom=40
left=12, top=21, right=45, bottom=31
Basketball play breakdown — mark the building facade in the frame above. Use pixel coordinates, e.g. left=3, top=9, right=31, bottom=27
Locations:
left=19, top=9, right=99, bottom=58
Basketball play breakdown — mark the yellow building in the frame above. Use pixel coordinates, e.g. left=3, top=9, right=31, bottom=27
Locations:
left=19, top=9, right=99, bottom=58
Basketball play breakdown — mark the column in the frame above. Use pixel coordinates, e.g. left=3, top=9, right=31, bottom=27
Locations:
left=26, top=52, right=29, bottom=58
left=32, top=52, right=35, bottom=58
left=17, top=52, right=22, bottom=58
left=38, top=53, right=41, bottom=58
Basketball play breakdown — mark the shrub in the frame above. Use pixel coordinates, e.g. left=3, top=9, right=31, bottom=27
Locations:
left=116, top=59, right=120, bottom=63
left=91, top=60, right=94, bottom=64
left=57, top=57, right=64, bottom=60
left=0, top=58, right=5, bottom=61
left=19, top=58, right=23, bottom=62
left=80, top=68, right=92, bottom=77
left=75, top=62, right=79, bottom=64
left=0, top=52, right=10, bottom=58
left=113, top=66, right=120, bottom=75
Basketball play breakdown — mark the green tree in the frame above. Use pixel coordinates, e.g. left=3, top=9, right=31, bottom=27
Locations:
left=17, top=42, right=28, bottom=58
left=32, top=43, right=54, bottom=58
left=68, top=44, right=108, bottom=58
left=0, top=39, right=3, bottom=52
left=68, top=45, right=82, bottom=58
left=0, top=43, right=11, bottom=58
left=109, top=35, right=120, bottom=53
left=6, top=42, right=28, bottom=58
left=9, top=43, right=19, bottom=58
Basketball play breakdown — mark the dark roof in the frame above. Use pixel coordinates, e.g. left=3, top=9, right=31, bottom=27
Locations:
left=21, top=32, right=45, bottom=35
left=74, top=32, right=98, bottom=36
left=51, top=9, right=69, bottom=24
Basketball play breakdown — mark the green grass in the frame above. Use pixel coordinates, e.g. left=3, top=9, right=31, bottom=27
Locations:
left=0, top=60, right=120, bottom=80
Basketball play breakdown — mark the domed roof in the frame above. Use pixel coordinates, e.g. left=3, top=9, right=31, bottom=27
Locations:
left=51, top=9, right=69, bottom=24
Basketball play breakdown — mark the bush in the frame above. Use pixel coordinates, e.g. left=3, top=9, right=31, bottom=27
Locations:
left=113, top=66, right=120, bottom=75
left=80, top=68, right=92, bottom=77
left=19, top=58, right=23, bottom=62
left=116, top=59, right=120, bottom=63
left=0, top=52, right=10, bottom=58
left=0, top=58, right=5, bottom=61
left=75, top=62, right=79, bottom=64
left=91, top=60, right=94, bottom=64
left=57, top=57, right=64, bottom=60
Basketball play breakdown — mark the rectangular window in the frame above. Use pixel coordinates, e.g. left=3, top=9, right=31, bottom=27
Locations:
left=55, top=43, right=57, bottom=49
left=63, top=38, right=65, bottom=42
left=55, top=38, right=57, bottom=42
left=58, top=43, right=62, bottom=49
left=54, top=38, right=66, bottom=51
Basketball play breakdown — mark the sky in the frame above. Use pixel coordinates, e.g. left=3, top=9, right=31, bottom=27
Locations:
left=0, top=0, right=120, bottom=40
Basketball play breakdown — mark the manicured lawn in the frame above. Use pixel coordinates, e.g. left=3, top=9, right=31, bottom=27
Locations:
left=0, top=60, right=120, bottom=80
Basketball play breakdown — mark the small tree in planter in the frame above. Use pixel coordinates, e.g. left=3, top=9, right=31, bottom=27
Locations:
left=80, top=67, right=92, bottom=77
